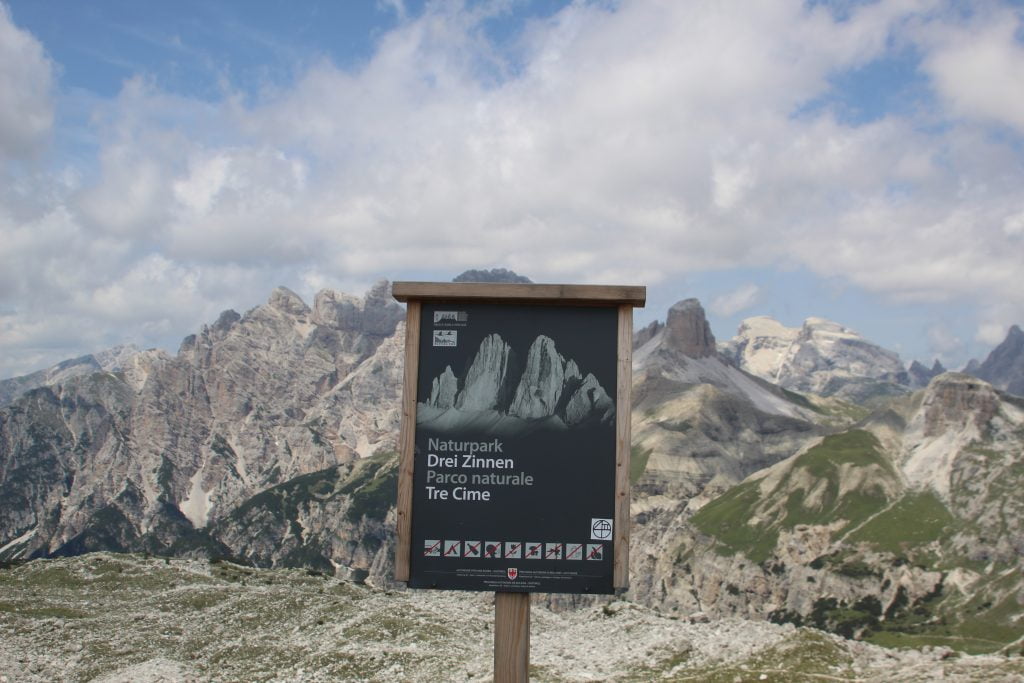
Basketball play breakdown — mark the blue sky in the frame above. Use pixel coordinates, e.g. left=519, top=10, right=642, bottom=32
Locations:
left=1, top=0, right=1023, bottom=378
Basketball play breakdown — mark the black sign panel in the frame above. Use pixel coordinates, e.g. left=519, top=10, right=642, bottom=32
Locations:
left=408, top=302, right=618, bottom=593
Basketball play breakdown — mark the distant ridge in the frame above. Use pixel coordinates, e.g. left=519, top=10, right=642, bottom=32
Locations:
left=451, top=268, right=532, bottom=284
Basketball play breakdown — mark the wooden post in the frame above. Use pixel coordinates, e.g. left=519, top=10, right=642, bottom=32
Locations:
left=394, top=300, right=420, bottom=582
left=494, top=592, right=530, bottom=683
left=613, top=303, right=634, bottom=589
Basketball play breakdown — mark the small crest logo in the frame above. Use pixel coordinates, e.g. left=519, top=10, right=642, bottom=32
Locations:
left=433, top=330, right=457, bottom=347
left=507, top=568, right=518, bottom=580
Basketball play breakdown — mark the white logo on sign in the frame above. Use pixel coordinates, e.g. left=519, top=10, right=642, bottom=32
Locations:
left=433, top=330, right=457, bottom=347
left=434, top=310, right=467, bottom=324
left=591, top=518, right=613, bottom=540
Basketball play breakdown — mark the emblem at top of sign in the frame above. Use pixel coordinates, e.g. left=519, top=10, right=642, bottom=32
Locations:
left=434, top=310, right=468, bottom=325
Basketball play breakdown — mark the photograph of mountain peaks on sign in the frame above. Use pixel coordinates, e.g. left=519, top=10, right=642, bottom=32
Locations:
left=2, top=0, right=1024, bottom=679
left=418, top=331, right=615, bottom=436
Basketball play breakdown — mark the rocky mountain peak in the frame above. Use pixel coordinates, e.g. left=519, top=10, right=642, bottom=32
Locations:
left=452, top=268, right=532, bottom=284
left=970, top=324, right=1024, bottom=396
left=663, top=298, right=716, bottom=358
left=720, top=316, right=798, bottom=379
left=454, top=333, right=518, bottom=412
left=268, top=286, right=311, bottom=316
left=421, top=333, right=614, bottom=429
left=632, top=320, right=663, bottom=349
left=313, top=283, right=403, bottom=337
left=212, top=310, right=241, bottom=334
left=906, top=359, right=946, bottom=389
left=920, top=372, right=1001, bottom=438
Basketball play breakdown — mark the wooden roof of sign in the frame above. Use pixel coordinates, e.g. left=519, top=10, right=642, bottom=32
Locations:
left=392, top=281, right=646, bottom=307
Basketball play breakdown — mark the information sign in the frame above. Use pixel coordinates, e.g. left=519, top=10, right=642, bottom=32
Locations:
left=393, top=282, right=645, bottom=595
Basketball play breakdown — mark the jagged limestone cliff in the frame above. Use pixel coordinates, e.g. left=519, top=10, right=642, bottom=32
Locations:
left=0, top=282, right=405, bottom=578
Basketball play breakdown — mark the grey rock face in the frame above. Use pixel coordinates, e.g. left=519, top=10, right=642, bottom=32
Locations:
left=969, top=324, right=1024, bottom=396
left=630, top=300, right=822, bottom=509
left=268, top=286, right=311, bottom=316
left=723, top=315, right=907, bottom=402
left=421, top=333, right=614, bottom=430
left=0, top=345, right=141, bottom=407
left=563, top=373, right=614, bottom=425
left=509, top=335, right=569, bottom=418
left=313, top=281, right=402, bottom=338
left=663, top=299, right=716, bottom=358
left=0, top=283, right=406, bottom=574
left=920, top=372, right=999, bottom=438
left=428, top=366, right=459, bottom=409
left=451, top=268, right=532, bottom=284
left=632, top=320, right=663, bottom=350
left=906, top=359, right=945, bottom=389
left=455, top=334, right=517, bottom=411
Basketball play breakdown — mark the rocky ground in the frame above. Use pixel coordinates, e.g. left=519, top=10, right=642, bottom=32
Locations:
left=2, top=553, right=1022, bottom=682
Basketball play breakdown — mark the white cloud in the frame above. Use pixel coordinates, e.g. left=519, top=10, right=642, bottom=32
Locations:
left=921, top=5, right=1024, bottom=133
left=977, top=322, right=1009, bottom=347
left=1, top=0, right=1024, bottom=377
left=0, top=3, right=54, bottom=159
left=1003, top=210, right=1024, bottom=237
left=710, top=284, right=761, bottom=318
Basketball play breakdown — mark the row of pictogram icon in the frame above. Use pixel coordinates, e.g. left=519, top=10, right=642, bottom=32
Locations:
left=423, top=540, right=604, bottom=560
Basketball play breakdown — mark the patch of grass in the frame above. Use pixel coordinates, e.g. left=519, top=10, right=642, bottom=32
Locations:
left=344, top=452, right=398, bottom=523
left=955, top=590, right=1024, bottom=649
left=691, top=430, right=898, bottom=563
left=0, top=601, right=90, bottom=618
left=846, top=490, right=955, bottom=552
left=779, top=387, right=821, bottom=413
left=656, top=629, right=856, bottom=682
left=16, top=563, right=90, bottom=589
left=629, top=446, right=652, bottom=485
left=742, top=628, right=855, bottom=677
left=867, top=630, right=993, bottom=652
left=688, top=430, right=897, bottom=565
left=690, top=479, right=777, bottom=563
left=343, top=613, right=450, bottom=644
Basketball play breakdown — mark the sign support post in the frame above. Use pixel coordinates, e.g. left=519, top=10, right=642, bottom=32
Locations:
left=494, top=591, right=530, bottom=682
left=392, top=281, right=645, bottom=681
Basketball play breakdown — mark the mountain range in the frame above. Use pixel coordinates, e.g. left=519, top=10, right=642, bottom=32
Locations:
left=2, top=274, right=1023, bottom=654
left=419, top=332, right=615, bottom=435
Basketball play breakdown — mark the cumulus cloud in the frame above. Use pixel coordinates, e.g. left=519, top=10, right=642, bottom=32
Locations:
left=0, top=3, right=54, bottom=159
left=1, top=0, right=1024, bottom=377
left=710, top=284, right=761, bottom=318
left=920, top=4, right=1024, bottom=134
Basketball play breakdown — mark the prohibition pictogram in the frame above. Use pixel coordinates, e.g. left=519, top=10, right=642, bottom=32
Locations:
left=424, top=539, right=441, bottom=557
left=586, top=543, right=604, bottom=561
left=484, top=542, right=502, bottom=558
left=504, top=542, right=522, bottom=559
left=525, top=542, right=543, bottom=559
left=544, top=543, right=564, bottom=560
left=566, top=543, right=583, bottom=560
left=443, top=540, right=461, bottom=557
left=463, top=540, right=482, bottom=558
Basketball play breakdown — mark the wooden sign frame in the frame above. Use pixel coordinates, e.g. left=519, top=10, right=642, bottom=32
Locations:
left=392, top=281, right=645, bottom=591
